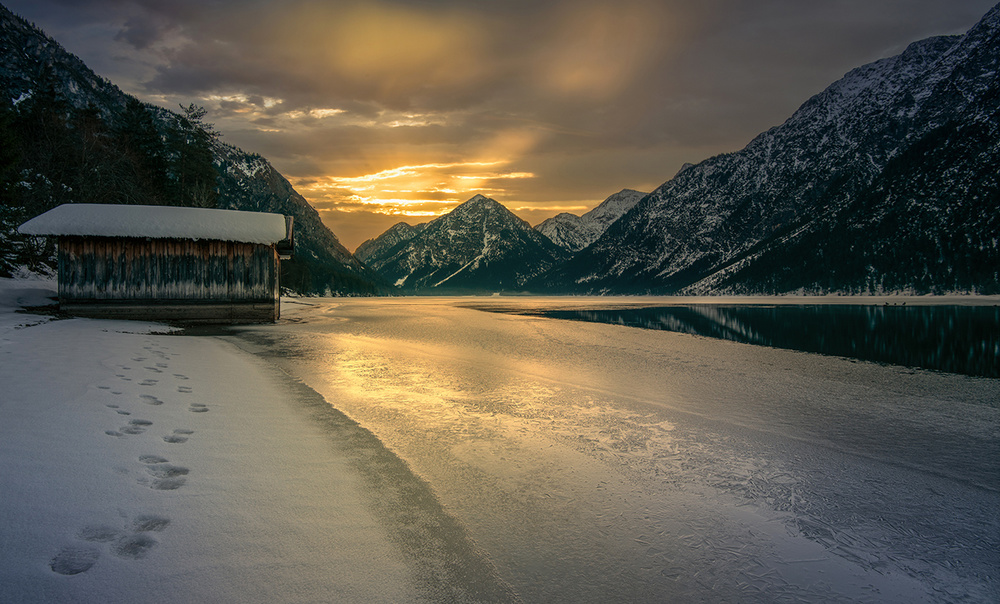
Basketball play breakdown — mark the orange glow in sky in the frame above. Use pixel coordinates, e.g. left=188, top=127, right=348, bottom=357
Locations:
left=11, top=0, right=994, bottom=250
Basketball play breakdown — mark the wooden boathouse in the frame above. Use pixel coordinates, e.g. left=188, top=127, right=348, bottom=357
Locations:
left=18, top=204, right=293, bottom=323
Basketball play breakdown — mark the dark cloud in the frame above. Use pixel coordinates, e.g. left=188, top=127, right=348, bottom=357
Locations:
left=114, top=12, right=173, bottom=50
left=5, top=0, right=997, bottom=249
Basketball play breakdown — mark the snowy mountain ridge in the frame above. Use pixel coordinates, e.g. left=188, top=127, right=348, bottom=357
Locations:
left=364, top=195, right=568, bottom=293
left=355, top=222, right=427, bottom=264
left=535, top=189, right=647, bottom=252
left=540, top=3, right=1000, bottom=294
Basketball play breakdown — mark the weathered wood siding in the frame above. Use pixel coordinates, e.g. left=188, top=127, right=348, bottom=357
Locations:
left=57, top=236, right=279, bottom=323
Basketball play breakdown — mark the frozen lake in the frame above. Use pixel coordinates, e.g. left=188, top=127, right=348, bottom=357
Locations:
left=229, top=297, right=999, bottom=603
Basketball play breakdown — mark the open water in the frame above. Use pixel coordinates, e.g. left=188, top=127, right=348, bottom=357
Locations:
left=470, top=300, right=1000, bottom=378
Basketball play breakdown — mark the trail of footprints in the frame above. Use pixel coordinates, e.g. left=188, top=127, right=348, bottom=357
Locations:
left=50, top=341, right=211, bottom=576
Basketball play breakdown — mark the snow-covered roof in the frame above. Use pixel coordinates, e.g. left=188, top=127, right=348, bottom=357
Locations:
left=18, top=204, right=288, bottom=245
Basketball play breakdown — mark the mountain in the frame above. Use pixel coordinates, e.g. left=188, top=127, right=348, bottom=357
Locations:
left=545, top=5, right=1000, bottom=295
left=0, top=5, right=379, bottom=294
left=212, top=144, right=379, bottom=295
left=354, top=221, right=427, bottom=264
left=535, top=189, right=647, bottom=252
left=365, top=195, right=568, bottom=293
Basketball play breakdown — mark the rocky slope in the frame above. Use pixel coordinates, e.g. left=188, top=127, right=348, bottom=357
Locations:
left=535, top=189, right=647, bottom=252
left=544, top=4, right=1000, bottom=294
left=366, top=195, right=568, bottom=293
left=354, top=221, right=426, bottom=264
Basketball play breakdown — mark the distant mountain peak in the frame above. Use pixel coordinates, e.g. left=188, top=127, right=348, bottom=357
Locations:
left=354, top=221, right=425, bottom=264
left=535, top=189, right=647, bottom=252
left=362, top=195, right=567, bottom=292
left=454, top=193, right=504, bottom=213
left=449, top=194, right=528, bottom=227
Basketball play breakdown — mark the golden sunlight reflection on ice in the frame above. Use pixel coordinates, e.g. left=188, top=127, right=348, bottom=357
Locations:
left=231, top=297, right=999, bottom=603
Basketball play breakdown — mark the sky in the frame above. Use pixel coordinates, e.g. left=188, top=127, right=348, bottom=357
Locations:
left=5, top=0, right=996, bottom=250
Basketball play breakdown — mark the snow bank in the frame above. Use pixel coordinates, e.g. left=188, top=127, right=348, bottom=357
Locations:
left=18, top=204, right=287, bottom=244
left=0, top=279, right=424, bottom=603
left=0, top=273, right=57, bottom=321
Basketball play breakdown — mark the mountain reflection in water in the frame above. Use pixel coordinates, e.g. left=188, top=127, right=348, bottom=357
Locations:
left=516, top=305, right=999, bottom=378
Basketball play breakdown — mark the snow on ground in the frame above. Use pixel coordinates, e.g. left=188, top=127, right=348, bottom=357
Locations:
left=0, top=278, right=504, bottom=603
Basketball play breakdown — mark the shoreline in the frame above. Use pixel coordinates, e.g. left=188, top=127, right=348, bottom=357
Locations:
left=4, top=279, right=998, bottom=602
left=0, top=278, right=515, bottom=603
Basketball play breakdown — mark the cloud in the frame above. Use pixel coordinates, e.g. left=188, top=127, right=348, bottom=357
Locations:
left=5, top=0, right=997, bottom=250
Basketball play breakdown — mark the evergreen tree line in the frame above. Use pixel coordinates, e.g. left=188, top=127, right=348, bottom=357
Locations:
left=1, top=77, right=219, bottom=276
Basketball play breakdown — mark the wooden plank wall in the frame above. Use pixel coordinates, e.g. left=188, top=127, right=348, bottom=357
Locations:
left=59, top=237, right=278, bottom=303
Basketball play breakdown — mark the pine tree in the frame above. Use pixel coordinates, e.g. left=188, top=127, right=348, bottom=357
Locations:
left=168, top=104, right=219, bottom=208
left=116, top=97, right=170, bottom=204
left=13, top=67, right=76, bottom=214
left=0, top=96, right=20, bottom=197
left=71, top=103, right=111, bottom=204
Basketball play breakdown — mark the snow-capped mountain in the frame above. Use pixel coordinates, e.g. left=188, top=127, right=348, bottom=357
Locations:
left=367, top=195, right=568, bottom=293
left=0, top=5, right=379, bottom=294
left=544, top=4, right=1000, bottom=295
left=535, top=189, right=647, bottom=252
left=354, top=221, right=426, bottom=264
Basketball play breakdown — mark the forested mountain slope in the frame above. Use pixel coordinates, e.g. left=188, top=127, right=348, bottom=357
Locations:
left=0, top=5, right=379, bottom=294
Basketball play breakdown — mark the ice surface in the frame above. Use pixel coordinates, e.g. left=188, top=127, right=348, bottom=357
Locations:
left=231, top=296, right=1000, bottom=603
left=18, top=203, right=287, bottom=244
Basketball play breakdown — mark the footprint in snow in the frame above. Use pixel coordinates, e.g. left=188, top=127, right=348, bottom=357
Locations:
left=146, top=464, right=188, bottom=479
left=140, top=394, right=163, bottom=406
left=177, top=385, right=192, bottom=394
left=189, top=403, right=208, bottom=413
left=50, top=546, right=100, bottom=575
left=162, top=429, right=193, bottom=444
left=110, top=534, right=157, bottom=560
left=131, top=514, right=171, bottom=532
left=78, top=525, right=124, bottom=543
left=144, top=464, right=189, bottom=490
left=139, top=379, right=158, bottom=386
left=137, top=454, right=188, bottom=489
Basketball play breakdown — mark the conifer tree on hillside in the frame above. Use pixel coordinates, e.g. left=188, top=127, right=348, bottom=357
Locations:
left=169, top=104, right=219, bottom=208
left=116, top=98, right=170, bottom=205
